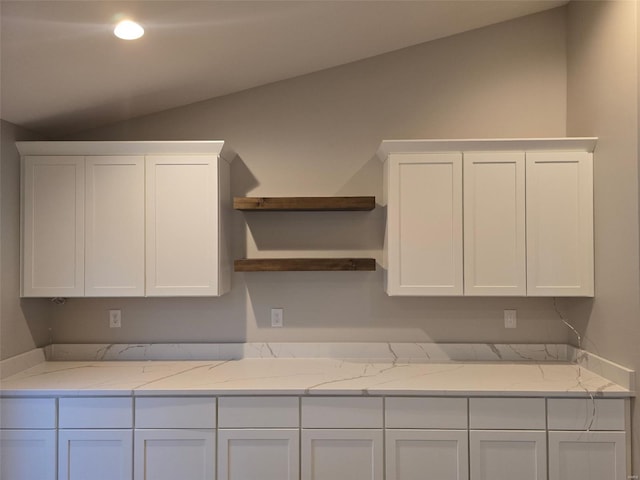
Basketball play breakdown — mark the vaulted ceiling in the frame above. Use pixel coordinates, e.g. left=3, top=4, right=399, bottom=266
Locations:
left=1, top=1, right=567, bottom=137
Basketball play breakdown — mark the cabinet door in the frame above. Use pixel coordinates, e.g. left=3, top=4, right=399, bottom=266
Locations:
left=548, top=431, right=626, bottom=480
left=145, top=155, right=220, bottom=296
left=386, top=429, right=468, bottom=480
left=464, top=152, right=526, bottom=295
left=22, top=155, right=84, bottom=297
left=85, top=156, right=145, bottom=296
left=58, top=429, right=132, bottom=480
left=386, top=153, right=463, bottom=295
left=218, top=429, right=299, bottom=480
left=301, top=429, right=383, bottom=480
left=1, top=429, right=56, bottom=480
left=470, top=430, right=546, bottom=480
left=526, top=152, right=594, bottom=296
left=134, top=429, right=214, bottom=480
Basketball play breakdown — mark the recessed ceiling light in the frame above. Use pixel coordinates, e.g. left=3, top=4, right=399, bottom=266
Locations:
left=114, top=20, right=144, bottom=40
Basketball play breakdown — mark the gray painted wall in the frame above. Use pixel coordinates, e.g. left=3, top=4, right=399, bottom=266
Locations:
left=566, top=0, right=639, bottom=472
left=0, top=120, right=50, bottom=360
left=54, top=9, right=570, bottom=345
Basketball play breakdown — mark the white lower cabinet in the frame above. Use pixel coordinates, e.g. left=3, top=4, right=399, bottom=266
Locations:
left=469, top=398, right=547, bottom=480
left=0, top=394, right=631, bottom=480
left=302, top=429, right=384, bottom=480
left=218, top=396, right=300, bottom=480
left=0, top=397, right=57, bottom=480
left=134, top=429, right=215, bottom=480
left=548, top=431, right=626, bottom=480
left=218, top=429, right=299, bottom=480
left=58, top=429, right=133, bottom=480
left=386, top=430, right=468, bottom=480
left=470, top=430, right=547, bottom=480
left=58, top=397, right=134, bottom=480
left=547, top=398, right=627, bottom=480
left=301, top=397, right=384, bottom=480
left=134, top=396, right=217, bottom=480
left=0, top=429, right=56, bottom=480
left=385, top=397, right=469, bottom=480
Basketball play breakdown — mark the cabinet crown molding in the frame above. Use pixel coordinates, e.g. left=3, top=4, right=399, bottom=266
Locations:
left=376, top=137, right=597, bottom=161
left=16, top=140, right=234, bottom=162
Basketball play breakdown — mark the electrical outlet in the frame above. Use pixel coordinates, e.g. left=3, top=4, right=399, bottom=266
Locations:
left=504, top=309, right=517, bottom=329
left=109, top=309, right=122, bottom=328
left=271, top=308, right=284, bottom=327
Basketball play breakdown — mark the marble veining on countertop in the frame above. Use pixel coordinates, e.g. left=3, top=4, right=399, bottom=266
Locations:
left=0, top=343, right=633, bottom=398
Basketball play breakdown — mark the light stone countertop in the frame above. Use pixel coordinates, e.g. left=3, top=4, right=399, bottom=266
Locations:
left=0, top=357, right=631, bottom=398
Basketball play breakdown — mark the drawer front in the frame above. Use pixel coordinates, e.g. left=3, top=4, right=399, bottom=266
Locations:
left=386, top=397, right=468, bottom=429
left=547, top=398, right=626, bottom=431
left=136, top=397, right=216, bottom=429
left=218, top=396, right=298, bottom=428
left=469, top=398, right=545, bottom=429
left=302, top=397, right=383, bottom=428
left=0, top=398, right=56, bottom=429
left=59, top=397, right=132, bottom=428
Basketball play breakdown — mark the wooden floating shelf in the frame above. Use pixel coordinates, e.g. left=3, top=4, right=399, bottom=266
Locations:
left=234, top=258, right=376, bottom=272
left=234, top=196, right=375, bottom=211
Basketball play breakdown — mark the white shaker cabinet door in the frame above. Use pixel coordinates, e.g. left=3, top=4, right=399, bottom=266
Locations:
left=464, top=152, right=526, bottom=295
left=85, top=156, right=145, bottom=296
left=548, top=431, right=626, bottom=480
left=218, top=429, right=299, bottom=480
left=22, top=156, right=84, bottom=297
left=386, top=153, right=463, bottom=295
left=0, top=429, right=56, bottom=480
left=134, top=429, right=215, bottom=480
left=145, top=155, right=223, bottom=296
left=526, top=152, right=594, bottom=296
left=302, top=429, right=383, bottom=480
left=470, top=430, right=547, bottom=480
left=58, top=429, right=132, bottom=480
left=386, top=429, right=469, bottom=480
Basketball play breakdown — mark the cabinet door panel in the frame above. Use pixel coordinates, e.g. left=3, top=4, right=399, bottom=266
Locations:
left=302, top=429, right=383, bottom=480
left=22, top=156, right=84, bottom=296
left=548, top=431, right=626, bottom=480
left=218, top=429, right=299, bottom=480
left=134, top=429, right=214, bottom=480
left=386, top=429, right=468, bottom=480
left=470, top=430, right=546, bottom=480
left=146, top=155, right=219, bottom=296
left=387, top=153, right=463, bottom=295
left=85, top=156, right=144, bottom=296
left=526, top=152, right=593, bottom=296
left=1, top=429, right=56, bottom=480
left=58, top=429, right=132, bottom=480
left=464, top=152, right=525, bottom=295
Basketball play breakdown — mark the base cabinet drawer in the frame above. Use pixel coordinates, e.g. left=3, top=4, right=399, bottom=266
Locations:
left=386, top=429, right=468, bottom=480
left=0, top=429, right=56, bottom=480
left=58, top=429, right=133, bottom=480
left=134, top=429, right=215, bottom=480
left=548, top=431, right=626, bottom=480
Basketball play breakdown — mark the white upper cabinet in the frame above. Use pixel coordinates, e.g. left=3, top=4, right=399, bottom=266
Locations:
left=85, top=156, right=145, bottom=296
left=22, top=156, right=85, bottom=297
left=18, top=141, right=232, bottom=298
left=385, top=152, right=463, bottom=295
left=145, top=155, right=227, bottom=296
left=526, top=152, right=594, bottom=296
left=464, top=152, right=526, bottom=296
left=378, top=138, right=596, bottom=297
